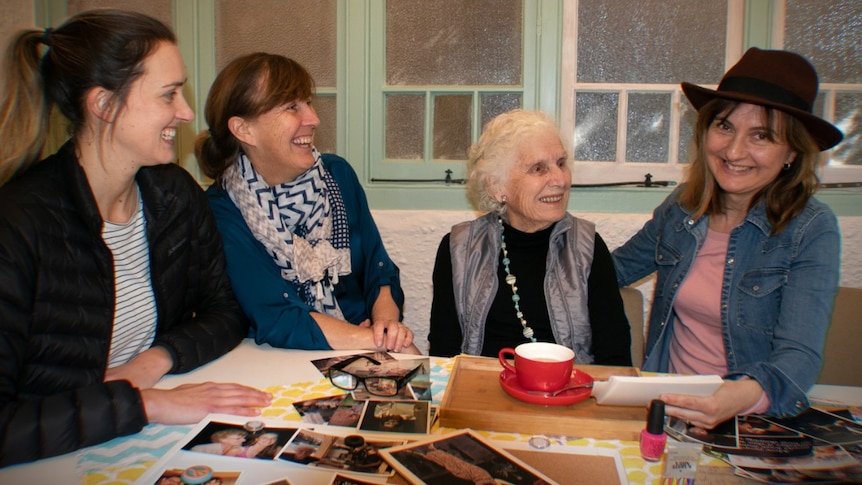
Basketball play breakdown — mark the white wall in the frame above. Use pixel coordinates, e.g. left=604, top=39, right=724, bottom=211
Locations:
left=373, top=210, right=862, bottom=355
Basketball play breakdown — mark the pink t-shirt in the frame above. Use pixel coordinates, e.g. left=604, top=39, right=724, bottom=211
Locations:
left=669, top=229, right=769, bottom=414
left=669, top=229, right=729, bottom=376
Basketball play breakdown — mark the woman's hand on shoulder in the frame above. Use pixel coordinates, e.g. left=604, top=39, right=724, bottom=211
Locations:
left=140, top=382, right=272, bottom=425
left=660, top=379, right=765, bottom=430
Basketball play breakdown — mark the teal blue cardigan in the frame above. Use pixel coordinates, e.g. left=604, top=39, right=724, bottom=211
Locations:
left=207, top=154, right=404, bottom=350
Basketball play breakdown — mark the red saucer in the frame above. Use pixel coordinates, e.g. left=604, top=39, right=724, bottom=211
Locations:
left=499, top=368, right=594, bottom=406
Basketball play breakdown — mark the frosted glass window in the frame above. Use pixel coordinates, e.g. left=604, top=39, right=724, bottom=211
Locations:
left=574, top=92, right=619, bottom=162
left=833, top=92, right=862, bottom=166
left=313, top=95, right=336, bottom=155
left=784, top=0, right=862, bottom=84
left=214, top=0, right=336, bottom=87
left=386, top=0, right=522, bottom=85
left=480, top=93, right=522, bottom=129
left=626, top=93, right=671, bottom=163
left=577, top=0, right=727, bottom=84
left=433, top=95, right=473, bottom=160
left=784, top=0, right=861, bottom=169
left=386, top=95, right=425, bottom=160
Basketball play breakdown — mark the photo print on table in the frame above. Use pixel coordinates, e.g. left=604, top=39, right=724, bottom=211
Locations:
left=358, top=400, right=430, bottom=434
left=328, top=396, right=367, bottom=428
left=729, top=444, right=861, bottom=483
left=380, top=429, right=555, bottom=485
left=156, top=468, right=241, bottom=485
left=293, top=394, right=349, bottom=425
left=763, top=407, right=862, bottom=446
left=337, top=357, right=431, bottom=402
left=666, top=415, right=813, bottom=458
left=182, top=420, right=297, bottom=461
left=329, top=473, right=389, bottom=485
left=311, top=351, right=395, bottom=377
left=278, top=428, right=405, bottom=477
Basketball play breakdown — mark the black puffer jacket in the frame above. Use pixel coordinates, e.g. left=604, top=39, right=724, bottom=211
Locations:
left=0, top=142, right=248, bottom=467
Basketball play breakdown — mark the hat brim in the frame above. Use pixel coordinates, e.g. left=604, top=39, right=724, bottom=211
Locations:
left=681, top=82, right=844, bottom=151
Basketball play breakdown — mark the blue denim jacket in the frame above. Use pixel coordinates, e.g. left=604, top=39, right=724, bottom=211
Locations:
left=612, top=187, right=840, bottom=417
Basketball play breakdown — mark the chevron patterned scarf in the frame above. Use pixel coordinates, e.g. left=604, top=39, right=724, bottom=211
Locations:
left=222, top=149, right=351, bottom=318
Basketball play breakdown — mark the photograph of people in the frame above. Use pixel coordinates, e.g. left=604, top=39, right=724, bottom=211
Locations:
left=241, top=432, right=282, bottom=459
left=612, top=48, right=844, bottom=429
left=281, top=444, right=321, bottom=465
left=190, top=429, right=248, bottom=457
left=0, top=9, right=270, bottom=467
left=195, top=53, right=419, bottom=354
left=428, top=109, right=632, bottom=365
left=359, top=401, right=429, bottom=434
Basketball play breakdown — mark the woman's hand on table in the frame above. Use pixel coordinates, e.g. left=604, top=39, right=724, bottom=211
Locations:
left=368, top=285, right=417, bottom=353
left=660, top=379, right=765, bottom=430
left=140, top=382, right=273, bottom=425
left=367, top=318, right=418, bottom=353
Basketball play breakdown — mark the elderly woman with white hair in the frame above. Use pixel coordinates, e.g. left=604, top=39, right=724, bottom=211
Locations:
left=428, top=109, right=632, bottom=365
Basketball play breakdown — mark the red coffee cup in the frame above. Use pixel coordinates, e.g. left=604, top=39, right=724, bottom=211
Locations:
left=498, top=342, right=575, bottom=392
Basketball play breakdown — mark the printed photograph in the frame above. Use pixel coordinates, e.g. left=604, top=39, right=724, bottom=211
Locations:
left=328, top=396, right=366, bottom=428
left=731, top=444, right=862, bottom=483
left=155, top=468, right=240, bottom=485
left=278, top=429, right=403, bottom=476
left=738, top=415, right=799, bottom=438
left=293, top=395, right=349, bottom=425
left=765, top=408, right=862, bottom=445
left=667, top=415, right=738, bottom=448
left=311, top=351, right=394, bottom=377
left=330, top=472, right=393, bottom=485
left=381, top=429, right=555, bottom=485
left=359, top=400, right=430, bottom=434
left=351, top=382, right=417, bottom=401
left=182, top=420, right=297, bottom=461
left=350, top=359, right=430, bottom=401
left=667, top=415, right=814, bottom=458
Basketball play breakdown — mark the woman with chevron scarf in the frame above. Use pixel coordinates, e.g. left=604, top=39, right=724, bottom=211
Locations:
left=197, top=53, right=418, bottom=354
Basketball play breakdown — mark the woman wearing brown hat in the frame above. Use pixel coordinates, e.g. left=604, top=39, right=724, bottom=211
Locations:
left=612, top=48, right=843, bottom=429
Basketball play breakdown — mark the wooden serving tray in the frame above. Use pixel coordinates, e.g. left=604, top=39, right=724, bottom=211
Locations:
left=439, top=355, right=646, bottom=440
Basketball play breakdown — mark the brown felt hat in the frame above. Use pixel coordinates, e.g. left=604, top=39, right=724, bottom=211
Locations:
left=681, top=47, right=843, bottom=151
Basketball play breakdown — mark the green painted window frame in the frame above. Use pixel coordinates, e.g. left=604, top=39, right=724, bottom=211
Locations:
left=33, top=0, right=861, bottom=215
left=354, top=0, right=562, bottom=210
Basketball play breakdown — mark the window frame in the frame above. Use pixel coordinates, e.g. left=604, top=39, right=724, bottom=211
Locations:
left=560, top=0, right=861, bottom=185
left=769, top=1, right=862, bottom=185
left=560, top=0, right=746, bottom=185
left=33, top=0, right=856, bottom=213
left=361, top=0, right=560, bottom=194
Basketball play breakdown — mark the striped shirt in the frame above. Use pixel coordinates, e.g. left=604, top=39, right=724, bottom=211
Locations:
left=103, top=191, right=157, bottom=368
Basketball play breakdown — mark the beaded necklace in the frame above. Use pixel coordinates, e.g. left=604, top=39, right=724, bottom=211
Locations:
left=499, top=218, right=537, bottom=342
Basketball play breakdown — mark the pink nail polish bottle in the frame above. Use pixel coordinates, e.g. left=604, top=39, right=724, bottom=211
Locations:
left=640, top=399, right=667, bottom=462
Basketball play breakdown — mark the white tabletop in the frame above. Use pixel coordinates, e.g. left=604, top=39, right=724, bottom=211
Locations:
left=155, top=341, right=364, bottom=389
left=0, top=341, right=415, bottom=482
